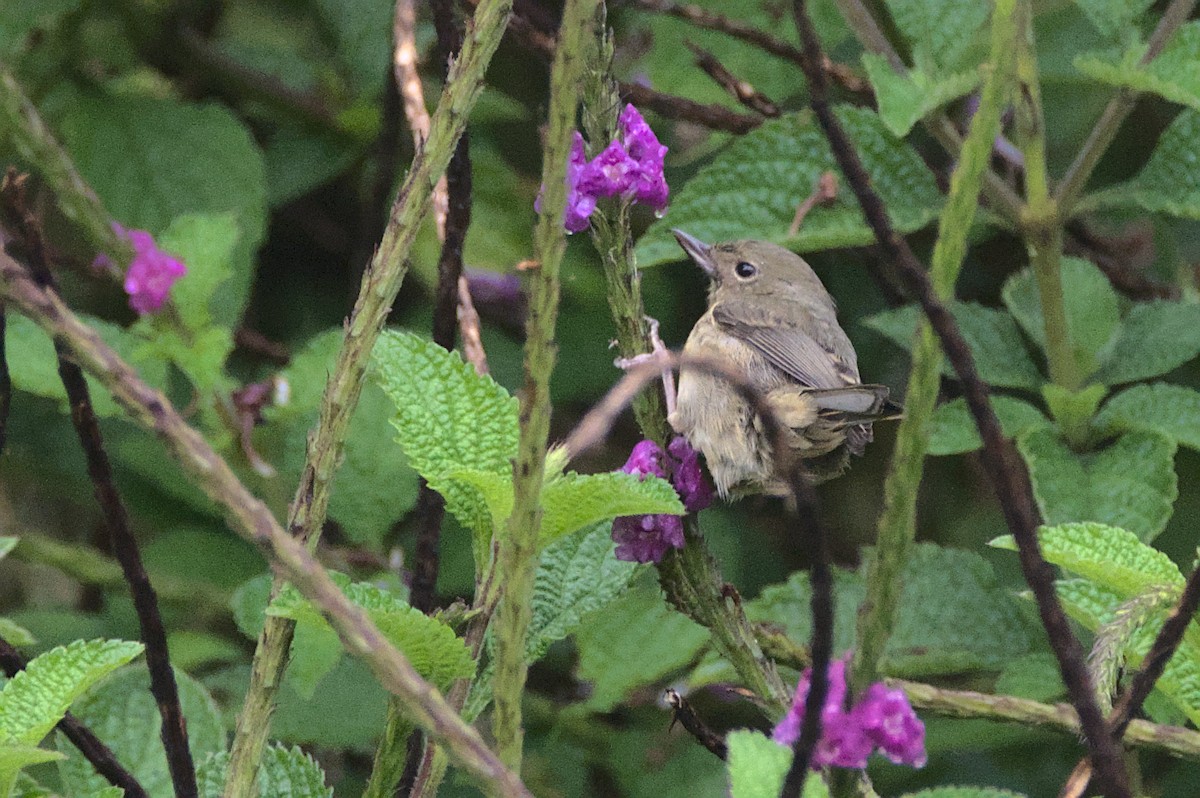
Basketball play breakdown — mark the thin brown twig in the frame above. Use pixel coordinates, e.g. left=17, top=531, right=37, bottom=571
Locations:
left=665, top=688, right=728, bottom=760
left=0, top=174, right=197, bottom=798
left=790, top=2, right=1131, bottom=796
left=684, top=41, right=780, bottom=117
left=0, top=636, right=150, bottom=798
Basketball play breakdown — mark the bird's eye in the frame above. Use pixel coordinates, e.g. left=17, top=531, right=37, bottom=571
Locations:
left=734, top=261, right=758, bottom=279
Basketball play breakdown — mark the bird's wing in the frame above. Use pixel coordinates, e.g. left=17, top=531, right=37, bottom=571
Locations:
left=712, top=299, right=855, bottom=389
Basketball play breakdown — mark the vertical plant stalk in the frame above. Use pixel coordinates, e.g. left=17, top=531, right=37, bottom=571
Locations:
left=791, top=1, right=1131, bottom=794
left=2, top=183, right=197, bottom=798
left=1012, top=1, right=1079, bottom=393
left=0, top=252, right=531, bottom=798
left=0, top=301, right=9, bottom=453
left=848, top=0, right=1018, bottom=699
left=491, top=0, right=599, bottom=769
left=224, top=1, right=513, bottom=795
left=580, top=5, right=788, bottom=712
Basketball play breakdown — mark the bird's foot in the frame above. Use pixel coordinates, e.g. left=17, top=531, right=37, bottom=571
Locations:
left=614, top=316, right=678, bottom=418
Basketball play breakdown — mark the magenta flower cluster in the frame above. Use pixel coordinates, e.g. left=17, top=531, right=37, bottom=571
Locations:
left=543, top=104, right=669, bottom=233
left=105, top=224, right=187, bottom=315
left=772, top=657, right=926, bottom=770
left=612, top=436, right=712, bottom=564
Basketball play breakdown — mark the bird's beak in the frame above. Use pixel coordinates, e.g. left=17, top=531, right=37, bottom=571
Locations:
left=672, top=229, right=716, bottom=277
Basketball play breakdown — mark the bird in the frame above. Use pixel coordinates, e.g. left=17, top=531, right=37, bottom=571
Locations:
left=668, top=229, right=900, bottom=497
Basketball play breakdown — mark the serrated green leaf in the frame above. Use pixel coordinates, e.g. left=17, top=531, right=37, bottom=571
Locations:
left=197, top=744, right=333, bottom=798
left=541, top=472, right=684, bottom=545
left=575, top=582, right=709, bottom=712
left=900, top=789, right=1027, bottom=798
left=991, top=522, right=1183, bottom=597
left=726, top=730, right=829, bottom=798
left=886, top=0, right=991, bottom=70
left=1091, top=109, right=1200, bottom=220
left=1017, top=428, right=1177, bottom=542
left=60, top=94, right=266, bottom=326
left=928, top=396, right=1051, bottom=456
left=1075, top=23, right=1200, bottom=111
left=267, top=573, right=474, bottom=691
left=862, top=53, right=980, bottom=136
left=1074, top=0, right=1155, bottom=38
left=748, top=544, right=1034, bottom=677
left=527, top=523, right=637, bottom=661
left=635, top=108, right=942, bottom=267
left=0, top=639, right=143, bottom=746
left=0, top=745, right=64, bottom=798
left=864, top=303, right=1044, bottom=389
left=1001, top=257, right=1120, bottom=378
left=1092, top=300, right=1200, bottom=384
left=1094, top=382, right=1200, bottom=450
left=374, top=330, right=518, bottom=535
left=56, top=667, right=225, bottom=798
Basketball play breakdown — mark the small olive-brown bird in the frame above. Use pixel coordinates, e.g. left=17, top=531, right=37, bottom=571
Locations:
left=669, top=230, right=900, bottom=496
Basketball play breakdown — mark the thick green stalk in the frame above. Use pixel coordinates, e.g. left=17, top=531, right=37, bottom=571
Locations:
left=491, top=0, right=599, bottom=770
left=848, top=0, right=1018, bottom=700
left=581, top=9, right=787, bottom=711
left=224, top=2, right=513, bottom=795
left=361, top=701, right=415, bottom=798
left=1013, top=0, right=1080, bottom=392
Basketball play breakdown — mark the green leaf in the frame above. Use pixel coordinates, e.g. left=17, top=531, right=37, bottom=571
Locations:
left=540, top=472, right=684, bottom=545
left=726, top=730, right=829, bottom=798
left=1001, top=257, right=1120, bottom=378
left=1017, top=428, right=1178, bottom=543
left=527, top=523, right=637, bottom=661
left=0, top=0, right=82, bottom=56
left=153, top=213, right=238, bottom=333
left=0, top=620, right=35, bottom=649
left=1074, top=0, right=1155, bottom=38
left=1094, top=382, right=1200, bottom=450
left=0, top=745, right=64, bottom=798
left=635, top=108, right=942, bottom=267
left=60, top=94, right=267, bottom=326
left=373, top=330, right=519, bottom=535
left=862, top=53, right=980, bottom=137
left=748, top=544, right=1034, bottom=677
left=56, top=666, right=225, bottom=798
left=0, top=539, right=15, bottom=560
left=574, top=581, right=709, bottom=712
left=197, top=744, right=333, bottom=798
left=1075, top=23, right=1200, bottom=111
left=991, top=522, right=1183, bottom=597
left=267, top=573, right=474, bottom=691
left=1091, top=109, right=1200, bottom=220
left=886, top=0, right=991, bottom=70
left=864, top=303, right=1044, bottom=389
left=928, top=396, right=1051, bottom=456
left=1092, top=300, right=1200, bottom=384
left=314, top=0, right=391, bottom=94
left=993, top=652, right=1064, bottom=702
left=900, top=789, right=1027, bottom=798
left=0, top=639, right=143, bottom=745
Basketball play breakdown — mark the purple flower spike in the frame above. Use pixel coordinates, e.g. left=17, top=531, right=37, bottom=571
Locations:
left=772, top=655, right=926, bottom=771
left=117, top=226, right=187, bottom=315
left=618, top=104, right=670, bottom=211
left=612, top=513, right=684, bottom=564
left=667, top=436, right=713, bottom=512
left=622, top=439, right=669, bottom=480
left=579, top=140, right=639, bottom=198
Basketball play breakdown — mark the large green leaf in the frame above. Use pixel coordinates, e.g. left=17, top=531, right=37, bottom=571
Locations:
left=1001, top=257, right=1120, bottom=379
left=1074, top=0, right=1155, bottom=38
left=1094, top=382, right=1200, bottom=450
left=726, top=731, right=828, bottom=798
left=990, top=522, right=1183, bottom=596
left=314, top=0, right=390, bottom=94
left=1074, top=23, right=1200, bottom=111
left=0, top=639, right=143, bottom=746
left=540, top=472, right=684, bottom=545
left=886, top=0, right=991, bottom=70
left=1090, top=109, right=1200, bottom=220
left=1017, top=428, right=1177, bottom=542
left=864, top=303, right=1044, bottom=389
left=635, top=108, right=942, bottom=267
left=928, top=396, right=1051, bottom=456
left=197, top=745, right=333, bottom=798
left=60, top=94, right=267, bottom=326
left=1092, top=300, right=1200, bottom=385
left=862, top=54, right=979, bottom=137
left=55, top=667, right=225, bottom=798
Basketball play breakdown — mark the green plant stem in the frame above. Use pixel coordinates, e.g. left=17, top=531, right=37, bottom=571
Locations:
left=492, top=0, right=599, bottom=771
left=1055, top=0, right=1198, bottom=217
left=218, top=1, right=513, bottom=794
left=581, top=8, right=787, bottom=711
left=0, top=251, right=531, bottom=798
left=848, top=0, right=1018, bottom=702
left=362, top=700, right=416, bottom=798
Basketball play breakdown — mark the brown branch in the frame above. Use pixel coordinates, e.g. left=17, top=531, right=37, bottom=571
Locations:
left=0, top=174, right=197, bottom=798
left=789, top=2, right=1130, bottom=796
left=684, top=41, right=780, bottom=117
left=0, top=636, right=150, bottom=798
left=665, top=688, right=728, bottom=759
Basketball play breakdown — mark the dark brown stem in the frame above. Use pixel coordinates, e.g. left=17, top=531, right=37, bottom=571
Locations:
left=684, top=41, right=780, bottom=117
left=0, top=636, right=150, bottom=798
left=664, top=689, right=728, bottom=759
left=789, top=3, right=1130, bottom=796
left=0, top=177, right=198, bottom=798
